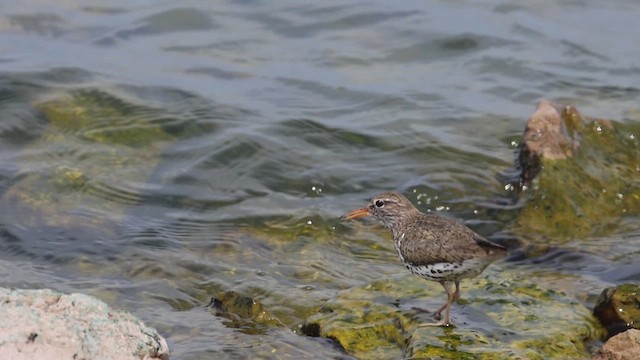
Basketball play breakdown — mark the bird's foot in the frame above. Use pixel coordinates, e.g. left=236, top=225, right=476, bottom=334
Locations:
left=417, top=320, right=454, bottom=328
left=412, top=307, right=444, bottom=320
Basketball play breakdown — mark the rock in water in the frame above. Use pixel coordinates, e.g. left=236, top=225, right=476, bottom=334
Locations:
left=512, top=100, right=640, bottom=241
left=0, top=288, right=169, bottom=360
left=594, top=284, right=640, bottom=335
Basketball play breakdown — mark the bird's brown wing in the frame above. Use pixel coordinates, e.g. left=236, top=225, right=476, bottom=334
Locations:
left=398, top=213, right=506, bottom=266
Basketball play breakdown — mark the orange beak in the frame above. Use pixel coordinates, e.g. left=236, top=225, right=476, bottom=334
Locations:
left=339, top=207, right=370, bottom=221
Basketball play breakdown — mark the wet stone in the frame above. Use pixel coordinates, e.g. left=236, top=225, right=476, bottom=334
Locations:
left=207, top=290, right=284, bottom=331
left=302, top=270, right=604, bottom=359
left=594, top=284, right=640, bottom=336
left=512, top=100, right=640, bottom=242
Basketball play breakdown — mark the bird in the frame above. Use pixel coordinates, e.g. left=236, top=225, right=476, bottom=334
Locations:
left=340, top=191, right=507, bottom=327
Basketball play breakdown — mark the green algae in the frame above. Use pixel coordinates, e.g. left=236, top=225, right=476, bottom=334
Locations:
left=208, top=290, right=285, bottom=331
left=612, top=284, right=640, bottom=329
left=0, top=87, right=176, bottom=257
left=36, top=88, right=174, bottom=148
left=302, top=269, right=605, bottom=359
left=514, top=106, right=640, bottom=242
left=594, top=284, right=640, bottom=332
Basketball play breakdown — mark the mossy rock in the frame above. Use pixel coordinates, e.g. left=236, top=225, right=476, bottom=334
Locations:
left=514, top=102, right=640, bottom=242
left=0, top=88, right=175, bottom=258
left=207, top=290, right=285, bottom=332
left=35, top=88, right=174, bottom=148
left=594, top=284, right=640, bottom=334
left=302, top=269, right=605, bottom=359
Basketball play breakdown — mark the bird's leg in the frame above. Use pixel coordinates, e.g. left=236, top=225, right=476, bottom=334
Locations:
left=419, top=281, right=454, bottom=327
left=431, top=281, right=452, bottom=320
left=441, top=287, right=453, bottom=326
left=431, top=281, right=462, bottom=319
left=452, top=281, right=461, bottom=302
left=431, top=302, right=447, bottom=320
left=412, top=281, right=449, bottom=316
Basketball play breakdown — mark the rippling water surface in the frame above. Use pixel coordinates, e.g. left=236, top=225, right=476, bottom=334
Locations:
left=1, top=1, right=639, bottom=358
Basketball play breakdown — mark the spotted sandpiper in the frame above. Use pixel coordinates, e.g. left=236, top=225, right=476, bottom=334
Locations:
left=341, top=191, right=507, bottom=327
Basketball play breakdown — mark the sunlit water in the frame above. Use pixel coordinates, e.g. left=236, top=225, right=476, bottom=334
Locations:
left=1, top=1, right=639, bottom=358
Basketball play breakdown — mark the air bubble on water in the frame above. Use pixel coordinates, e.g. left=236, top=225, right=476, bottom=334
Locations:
left=615, top=193, right=624, bottom=205
left=416, top=192, right=432, bottom=205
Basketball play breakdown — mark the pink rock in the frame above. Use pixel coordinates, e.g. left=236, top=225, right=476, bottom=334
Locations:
left=0, top=288, right=169, bottom=360
left=592, top=329, right=640, bottom=360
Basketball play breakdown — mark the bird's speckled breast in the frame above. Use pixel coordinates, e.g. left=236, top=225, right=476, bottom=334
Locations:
left=394, top=232, right=490, bottom=282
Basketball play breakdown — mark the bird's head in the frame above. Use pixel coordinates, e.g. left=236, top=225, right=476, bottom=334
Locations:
left=340, top=192, right=419, bottom=230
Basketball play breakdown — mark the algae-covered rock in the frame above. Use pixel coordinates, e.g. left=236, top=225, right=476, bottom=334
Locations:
left=0, top=88, right=175, bottom=258
left=513, top=100, right=640, bottom=241
left=207, top=290, right=285, bottom=332
left=302, top=269, right=604, bottom=359
left=36, top=88, right=174, bottom=148
left=594, top=284, right=640, bottom=335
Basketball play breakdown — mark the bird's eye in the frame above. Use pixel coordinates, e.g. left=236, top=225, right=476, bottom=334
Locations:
left=375, top=200, right=384, bottom=208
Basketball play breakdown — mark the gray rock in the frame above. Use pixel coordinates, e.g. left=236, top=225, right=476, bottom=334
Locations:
left=0, top=288, right=169, bottom=360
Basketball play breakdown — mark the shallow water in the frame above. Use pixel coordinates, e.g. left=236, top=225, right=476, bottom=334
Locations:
left=0, top=1, right=639, bottom=358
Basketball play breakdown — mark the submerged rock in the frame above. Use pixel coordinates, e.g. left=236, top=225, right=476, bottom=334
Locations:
left=302, top=270, right=604, bottom=359
left=512, top=100, right=640, bottom=241
left=207, top=290, right=285, bottom=331
left=594, top=284, right=640, bottom=335
left=0, top=88, right=175, bottom=260
left=0, top=288, right=169, bottom=360
left=592, top=329, right=640, bottom=360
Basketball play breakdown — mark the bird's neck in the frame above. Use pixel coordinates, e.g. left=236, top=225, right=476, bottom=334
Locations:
left=386, top=210, right=420, bottom=239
